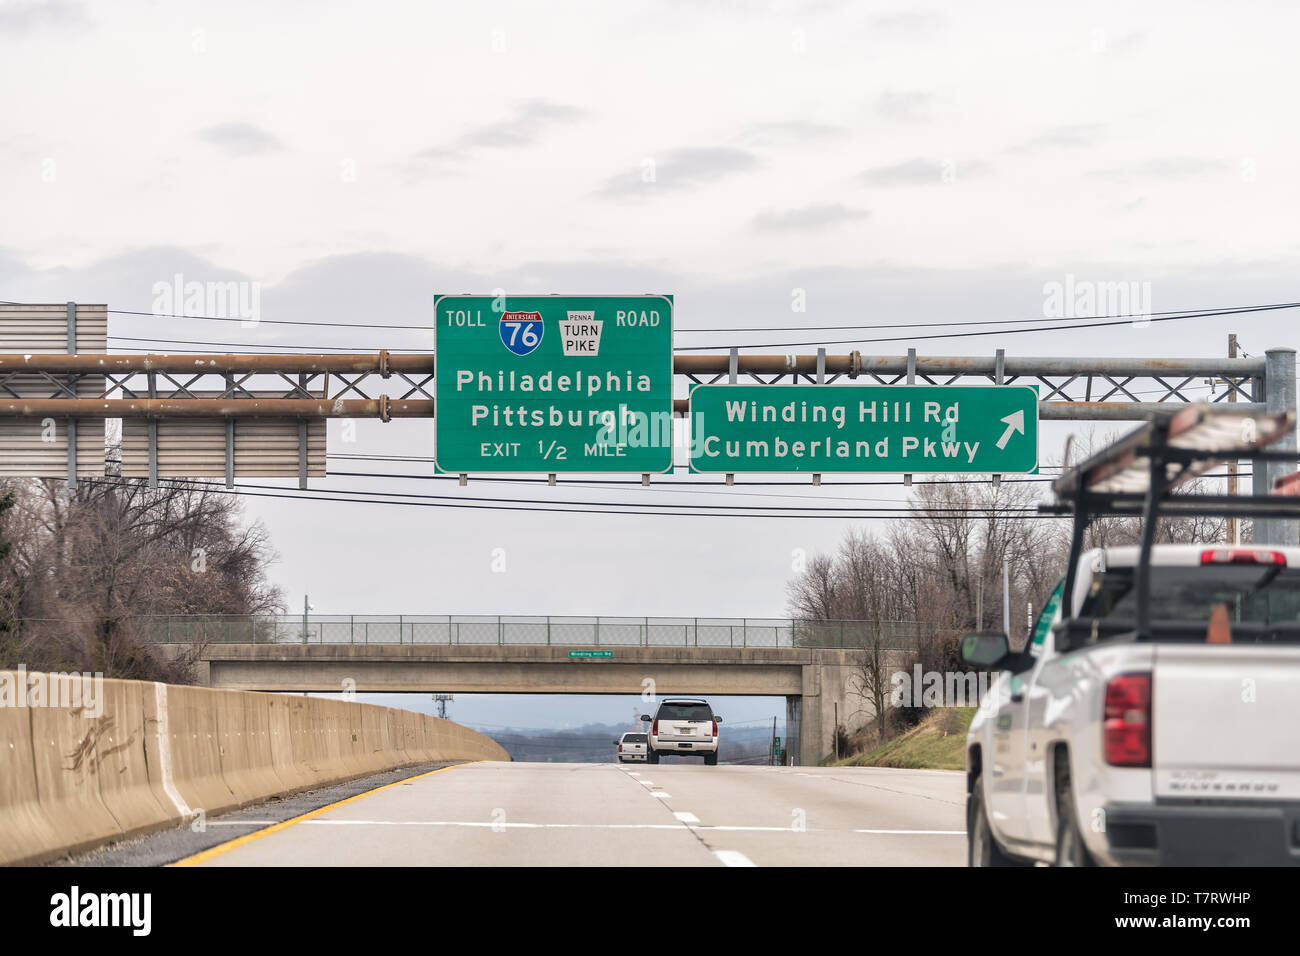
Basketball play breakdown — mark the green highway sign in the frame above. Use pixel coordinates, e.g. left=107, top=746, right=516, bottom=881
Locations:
left=688, top=384, right=1039, bottom=474
left=434, top=295, right=674, bottom=473
left=568, top=650, right=614, bottom=658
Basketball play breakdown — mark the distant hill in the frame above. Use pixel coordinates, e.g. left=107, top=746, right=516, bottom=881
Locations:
left=482, top=720, right=782, bottom=764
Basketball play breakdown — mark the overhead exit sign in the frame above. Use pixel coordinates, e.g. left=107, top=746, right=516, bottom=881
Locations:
left=688, top=385, right=1038, bottom=474
left=434, top=295, right=674, bottom=474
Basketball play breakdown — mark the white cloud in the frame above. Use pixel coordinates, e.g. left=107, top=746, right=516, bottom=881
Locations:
left=874, top=90, right=936, bottom=124
left=198, top=122, right=283, bottom=157
left=600, top=147, right=761, bottom=198
left=860, top=158, right=989, bottom=185
left=1086, top=157, right=1232, bottom=182
left=754, top=203, right=869, bottom=231
left=1008, top=123, right=1108, bottom=154
left=0, top=0, right=89, bottom=34
left=739, top=121, right=846, bottom=148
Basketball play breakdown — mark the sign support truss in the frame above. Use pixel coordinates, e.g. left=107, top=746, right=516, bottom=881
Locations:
left=0, top=344, right=1293, bottom=533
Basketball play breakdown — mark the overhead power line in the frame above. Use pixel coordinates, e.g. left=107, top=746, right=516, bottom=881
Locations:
left=91, top=301, right=1297, bottom=354
left=6, top=297, right=1287, bottom=355
left=75, top=475, right=1068, bottom=521
left=102, top=307, right=430, bottom=331
left=325, top=470, right=1054, bottom=505
left=228, top=479, right=1045, bottom=514
left=6, top=297, right=1294, bottom=336
left=676, top=302, right=1300, bottom=350
left=106, top=334, right=428, bottom=353
left=681, top=302, right=1300, bottom=333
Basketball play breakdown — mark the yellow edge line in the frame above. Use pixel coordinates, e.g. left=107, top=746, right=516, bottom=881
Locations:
left=170, top=761, right=479, bottom=867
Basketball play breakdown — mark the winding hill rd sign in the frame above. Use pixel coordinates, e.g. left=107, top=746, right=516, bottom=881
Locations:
left=688, top=385, right=1039, bottom=474
left=435, top=295, right=674, bottom=473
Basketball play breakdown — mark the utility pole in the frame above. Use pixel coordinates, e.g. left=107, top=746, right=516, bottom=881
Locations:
left=1228, top=333, right=1239, bottom=545
left=302, top=594, right=309, bottom=644
left=1002, top=557, right=1011, bottom=636
left=432, top=694, right=454, bottom=719
left=976, top=576, right=983, bottom=631
left=771, top=716, right=777, bottom=767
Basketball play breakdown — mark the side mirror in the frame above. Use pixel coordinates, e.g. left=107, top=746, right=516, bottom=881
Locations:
left=613, top=740, right=620, bottom=745
left=714, top=716, right=723, bottom=723
left=959, top=631, right=1011, bottom=669
left=638, top=714, right=652, bottom=722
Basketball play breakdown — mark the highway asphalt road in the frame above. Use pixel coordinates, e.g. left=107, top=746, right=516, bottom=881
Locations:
left=180, top=761, right=967, bottom=866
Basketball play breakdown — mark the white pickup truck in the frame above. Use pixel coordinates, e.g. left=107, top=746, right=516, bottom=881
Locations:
left=962, top=405, right=1300, bottom=867
left=965, top=544, right=1300, bottom=866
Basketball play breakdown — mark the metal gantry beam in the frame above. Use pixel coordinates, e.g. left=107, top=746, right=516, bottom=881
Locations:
left=0, top=398, right=435, bottom=419
left=1, top=343, right=1294, bottom=540
left=0, top=350, right=1278, bottom=421
left=672, top=352, right=1271, bottom=419
left=0, top=352, right=436, bottom=419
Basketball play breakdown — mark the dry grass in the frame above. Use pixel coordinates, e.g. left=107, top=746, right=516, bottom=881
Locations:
left=830, top=707, right=975, bottom=771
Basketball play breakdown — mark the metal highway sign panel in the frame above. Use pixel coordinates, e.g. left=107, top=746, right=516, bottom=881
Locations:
left=688, top=384, right=1039, bottom=474
left=568, top=650, right=614, bottom=658
left=434, top=294, right=674, bottom=473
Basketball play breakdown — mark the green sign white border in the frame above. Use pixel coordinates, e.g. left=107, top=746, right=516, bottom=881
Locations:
left=432, top=293, right=676, bottom=476
left=686, top=382, right=1041, bottom=475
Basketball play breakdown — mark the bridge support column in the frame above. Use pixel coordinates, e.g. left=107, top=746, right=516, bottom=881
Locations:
left=798, top=660, right=853, bottom=766
left=785, top=696, right=801, bottom=766
left=1254, top=347, right=1297, bottom=545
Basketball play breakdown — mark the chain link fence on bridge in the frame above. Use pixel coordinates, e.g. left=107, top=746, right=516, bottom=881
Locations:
left=137, top=614, right=933, bottom=651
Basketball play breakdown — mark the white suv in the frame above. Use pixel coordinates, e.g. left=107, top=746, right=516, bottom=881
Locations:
left=639, top=699, right=721, bottom=765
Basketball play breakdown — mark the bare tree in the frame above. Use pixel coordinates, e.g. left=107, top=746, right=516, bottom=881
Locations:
left=788, top=474, right=1073, bottom=740
left=2, top=477, right=284, bottom=678
left=786, top=552, right=838, bottom=621
left=847, top=639, right=894, bottom=743
left=1060, top=429, right=1230, bottom=550
left=0, top=488, right=17, bottom=660
left=787, top=419, right=1242, bottom=745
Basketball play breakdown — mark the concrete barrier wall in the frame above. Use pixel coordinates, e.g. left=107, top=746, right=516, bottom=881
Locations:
left=0, top=672, right=509, bottom=866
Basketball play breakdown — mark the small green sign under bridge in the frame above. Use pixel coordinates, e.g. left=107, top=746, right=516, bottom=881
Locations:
left=568, top=650, right=614, bottom=658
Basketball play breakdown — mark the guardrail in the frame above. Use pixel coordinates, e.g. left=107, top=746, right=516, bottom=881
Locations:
left=135, top=614, right=931, bottom=650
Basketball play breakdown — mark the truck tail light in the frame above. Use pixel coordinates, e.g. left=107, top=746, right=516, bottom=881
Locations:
left=618, top=744, right=623, bottom=753
left=712, top=720, right=718, bottom=737
left=1104, top=673, right=1151, bottom=767
left=651, top=719, right=658, bottom=736
left=1200, top=548, right=1286, bottom=566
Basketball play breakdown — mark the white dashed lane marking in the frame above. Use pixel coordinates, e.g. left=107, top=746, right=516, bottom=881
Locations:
left=714, top=850, right=757, bottom=867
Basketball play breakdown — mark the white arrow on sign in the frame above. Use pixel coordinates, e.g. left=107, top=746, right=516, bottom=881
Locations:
left=995, top=410, right=1025, bottom=450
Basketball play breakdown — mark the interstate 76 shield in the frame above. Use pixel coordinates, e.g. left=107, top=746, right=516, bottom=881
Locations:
left=434, top=294, right=674, bottom=474
left=499, top=311, right=544, bottom=356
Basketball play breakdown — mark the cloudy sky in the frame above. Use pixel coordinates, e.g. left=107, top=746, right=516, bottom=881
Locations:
left=3, top=1, right=1299, bottom=725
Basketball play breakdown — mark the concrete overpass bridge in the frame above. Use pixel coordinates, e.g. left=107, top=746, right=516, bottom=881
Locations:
left=154, top=614, right=927, bottom=766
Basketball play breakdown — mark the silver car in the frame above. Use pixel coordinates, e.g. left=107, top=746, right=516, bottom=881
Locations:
left=615, top=731, right=649, bottom=763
